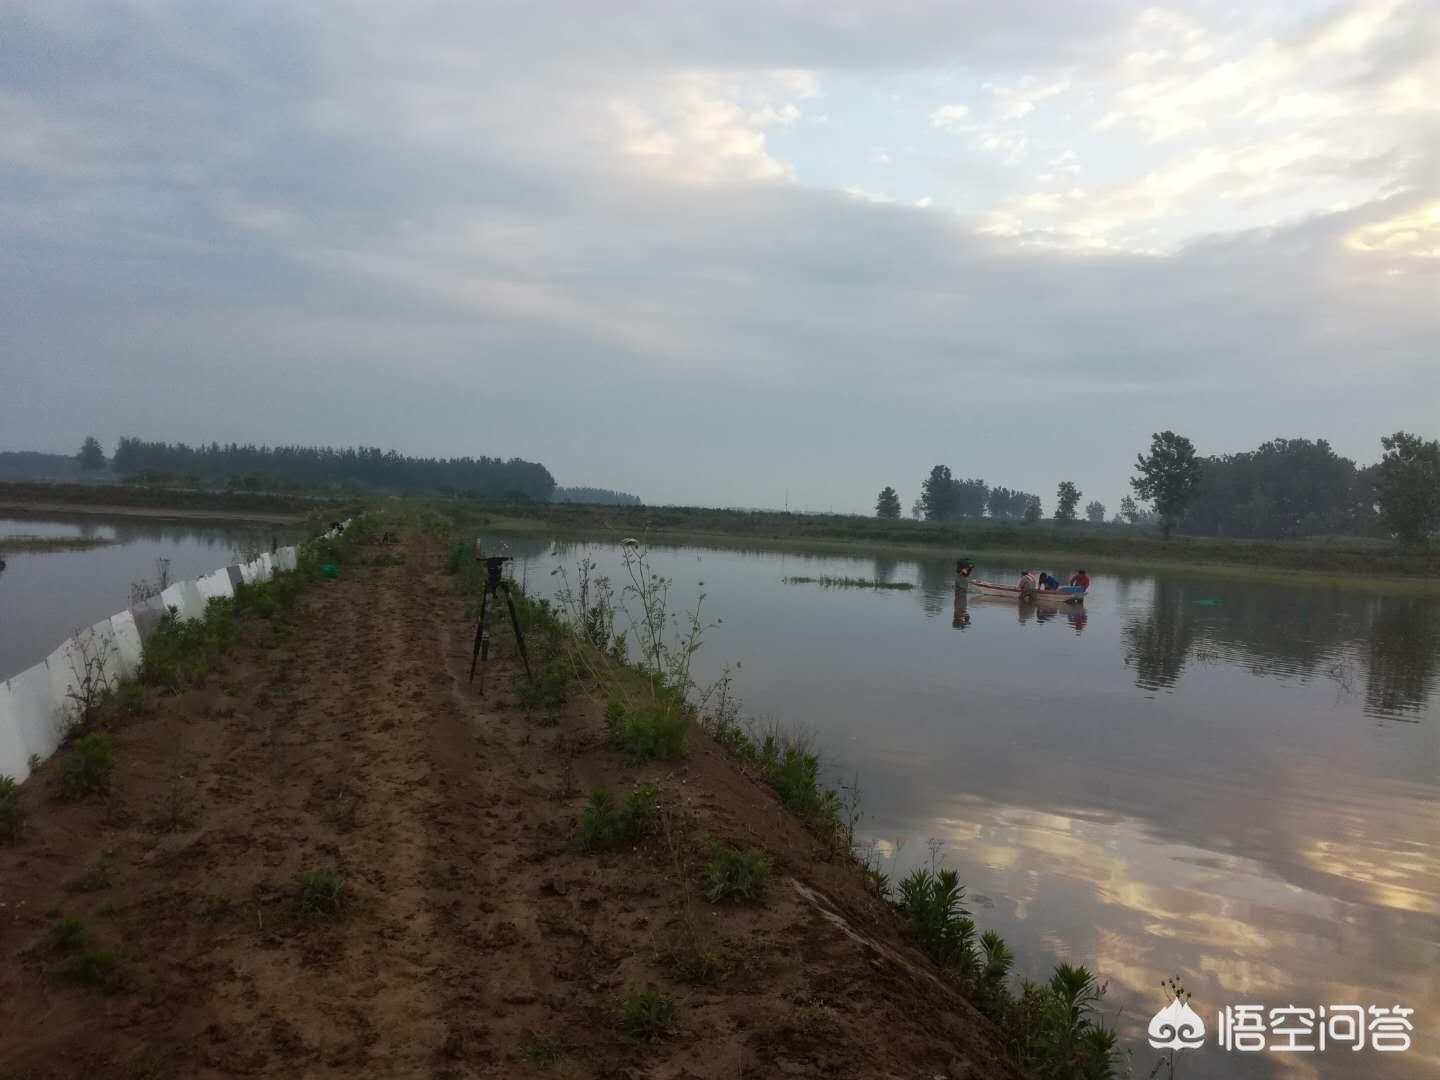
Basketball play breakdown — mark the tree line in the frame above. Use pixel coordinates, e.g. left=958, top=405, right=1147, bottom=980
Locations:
left=874, top=429, right=1440, bottom=543
left=104, top=437, right=556, bottom=499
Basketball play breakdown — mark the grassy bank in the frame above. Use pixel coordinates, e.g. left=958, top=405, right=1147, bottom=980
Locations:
left=450, top=528, right=1127, bottom=1079
left=0, top=535, right=116, bottom=554
left=456, top=501, right=1440, bottom=598
left=0, top=479, right=359, bottom=525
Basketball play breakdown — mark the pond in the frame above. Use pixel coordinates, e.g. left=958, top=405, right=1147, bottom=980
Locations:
left=504, top=535, right=1438, bottom=1080
left=0, top=517, right=305, bottom=679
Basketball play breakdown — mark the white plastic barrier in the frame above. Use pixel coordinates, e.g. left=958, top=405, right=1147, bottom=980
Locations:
left=196, top=568, right=235, bottom=602
left=0, top=682, right=33, bottom=781
left=1, top=517, right=352, bottom=784
left=110, top=611, right=144, bottom=677
left=9, top=661, right=62, bottom=767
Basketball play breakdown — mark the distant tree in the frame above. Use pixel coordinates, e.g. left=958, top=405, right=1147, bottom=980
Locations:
left=920, top=465, right=957, bottom=522
left=953, top=477, right=989, bottom=518
left=1119, top=495, right=1140, bottom=524
left=76, top=436, right=106, bottom=470
left=1085, top=500, right=1106, bottom=524
left=1132, top=431, right=1202, bottom=540
left=875, top=486, right=902, bottom=519
left=1054, top=481, right=1081, bottom=524
left=910, top=498, right=924, bottom=521
left=1375, top=431, right=1440, bottom=543
left=1023, top=494, right=1042, bottom=524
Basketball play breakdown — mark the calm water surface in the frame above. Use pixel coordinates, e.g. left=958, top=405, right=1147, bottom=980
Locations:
left=510, top=537, right=1438, bottom=1080
left=0, top=517, right=303, bottom=678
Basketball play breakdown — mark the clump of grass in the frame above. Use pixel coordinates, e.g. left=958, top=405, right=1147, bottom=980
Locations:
left=616, top=986, right=674, bottom=1041
left=759, top=735, right=839, bottom=823
left=54, top=733, right=115, bottom=801
left=661, top=910, right=726, bottom=984
left=515, top=657, right=575, bottom=724
left=524, top=1033, right=570, bottom=1068
left=605, top=697, right=688, bottom=761
left=139, top=601, right=239, bottom=691
left=146, top=789, right=196, bottom=834
left=288, top=869, right=348, bottom=918
left=49, top=916, right=134, bottom=994
left=577, top=785, right=660, bottom=852
left=703, top=845, right=770, bottom=904
left=0, top=775, right=26, bottom=843
left=68, top=857, right=112, bottom=893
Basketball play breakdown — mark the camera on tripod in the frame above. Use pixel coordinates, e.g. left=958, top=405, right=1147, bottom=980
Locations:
left=468, top=550, right=533, bottom=690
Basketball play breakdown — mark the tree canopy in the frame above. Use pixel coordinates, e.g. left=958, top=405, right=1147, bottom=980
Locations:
left=1375, top=431, right=1440, bottom=543
left=1054, top=481, right=1081, bottom=524
left=875, top=486, right=902, bottom=519
left=76, top=436, right=106, bottom=470
left=1132, top=431, right=1202, bottom=540
left=110, top=437, right=555, bottom=499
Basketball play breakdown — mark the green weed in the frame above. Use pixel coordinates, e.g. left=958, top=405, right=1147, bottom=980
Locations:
left=524, top=1033, right=569, bottom=1068
left=288, top=869, right=348, bottom=918
left=49, top=916, right=134, bottom=994
left=661, top=910, right=726, bottom=984
left=54, top=733, right=114, bottom=801
left=605, top=699, right=688, bottom=761
left=0, top=775, right=26, bottom=843
left=577, top=785, right=660, bottom=852
left=146, top=789, right=196, bottom=834
left=703, top=845, right=770, bottom=904
left=616, top=986, right=674, bottom=1041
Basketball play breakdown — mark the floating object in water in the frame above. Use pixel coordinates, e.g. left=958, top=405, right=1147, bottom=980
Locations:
left=967, top=580, right=1087, bottom=604
left=1194, top=599, right=1223, bottom=606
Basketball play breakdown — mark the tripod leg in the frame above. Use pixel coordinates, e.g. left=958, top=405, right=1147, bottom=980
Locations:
left=468, top=588, right=490, bottom=682
left=504, top=587, right=534, bottom=681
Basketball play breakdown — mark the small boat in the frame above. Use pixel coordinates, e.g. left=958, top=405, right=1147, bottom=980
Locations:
left=966, top=580, right=1087, bottom=604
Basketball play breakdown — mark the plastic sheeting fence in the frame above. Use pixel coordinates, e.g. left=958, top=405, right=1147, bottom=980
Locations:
left=0, top=530, right=336, bottom=784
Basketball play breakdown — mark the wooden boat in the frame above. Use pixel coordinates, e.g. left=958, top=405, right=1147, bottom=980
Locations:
left=965, top=580, right=1087, bottom=604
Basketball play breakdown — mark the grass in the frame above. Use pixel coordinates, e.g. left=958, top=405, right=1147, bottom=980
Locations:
left=54, top=733, right=115, bottom=801
left=616, top=987, right=675, bottom=1041
left=474, top=501, right=1440, bottom=598
left=0, top=775, right=26, bottom=843
left=288, top=869, right=348, bottom=918
left=146, top=789, right=196, bottom=834
left=577, top=785, right=661, bottom=852
left=49, top=916, right=135, bottom=994
left=782, top=575, right=914, bottom=590
left=514, top=656, right=576, bottom=723
left=605, top=696, right=689, bottom=761
left=0, top=535, right=116, bottom=554
left=523, top=1033, right=570, bottom=1068
left=661, top=910, right=726, bottom=984
left=703, top=845, right=770, bottom=904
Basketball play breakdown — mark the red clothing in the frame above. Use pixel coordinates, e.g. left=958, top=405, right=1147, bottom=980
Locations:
left=1070, top=573, right=1090, bottom=590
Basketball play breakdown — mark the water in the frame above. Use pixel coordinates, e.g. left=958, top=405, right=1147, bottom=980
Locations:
left=509, top=537, right=1438, bottom=1079
left=0, top=517, right=303, bottom=678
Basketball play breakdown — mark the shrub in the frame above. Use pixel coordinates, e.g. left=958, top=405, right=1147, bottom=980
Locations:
left=288, top=870, right=348, bottom=918
left=897, top=867, right=974, bottom=975
left=514, top=657, right=574, bottom=720
left=524, top=1033, right=569, bottom=1068
left=0, top=775, right=26, bottom=843
left=55, top=733, right=115, bottom=801
left=577, top=785, right=660, bottom=852
left=617, top=986, right=674, bottom=1041
left=703, top=845, right=770, bottom=904
left=50, top=916, right=134, bottom=994
left=760, top=737, right=838, bottom=822
left=606, top=700, right=688, bottom=761
left=661, top=911, right=725, bottom=984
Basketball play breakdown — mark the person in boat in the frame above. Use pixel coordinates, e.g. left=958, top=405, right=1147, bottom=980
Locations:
left=1018, top=569, right=1038, bottom=592
left=1038, top=571, right=1061, bottom=591
left=1069, top=568, right=1090, bottom=591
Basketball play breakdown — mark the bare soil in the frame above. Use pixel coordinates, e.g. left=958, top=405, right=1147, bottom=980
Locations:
left=0, top=534, right=1016, bottom=1080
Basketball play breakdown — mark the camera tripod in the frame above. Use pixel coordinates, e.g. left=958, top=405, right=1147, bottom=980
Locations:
left=468, top=555, right=534, bottom=692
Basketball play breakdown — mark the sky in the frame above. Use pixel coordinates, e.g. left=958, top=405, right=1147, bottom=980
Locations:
left=2, top=1, right=1437, bottom=514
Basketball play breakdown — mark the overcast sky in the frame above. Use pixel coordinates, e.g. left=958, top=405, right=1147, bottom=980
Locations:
left=3, top=1, right=1436, bottom=513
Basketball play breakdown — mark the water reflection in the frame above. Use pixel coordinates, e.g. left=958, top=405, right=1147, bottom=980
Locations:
left=520, top=539, right=1436, bottom=1080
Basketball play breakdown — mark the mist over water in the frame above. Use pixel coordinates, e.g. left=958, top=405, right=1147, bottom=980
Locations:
left=512, top=536, right=1438, bottom=1080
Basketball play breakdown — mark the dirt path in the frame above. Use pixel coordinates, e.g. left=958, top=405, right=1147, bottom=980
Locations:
left=0, top=534, right=1015, bottom=1079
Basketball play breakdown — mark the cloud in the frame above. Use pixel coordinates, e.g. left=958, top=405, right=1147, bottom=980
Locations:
left=929, top=103, right=971, bottom=129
